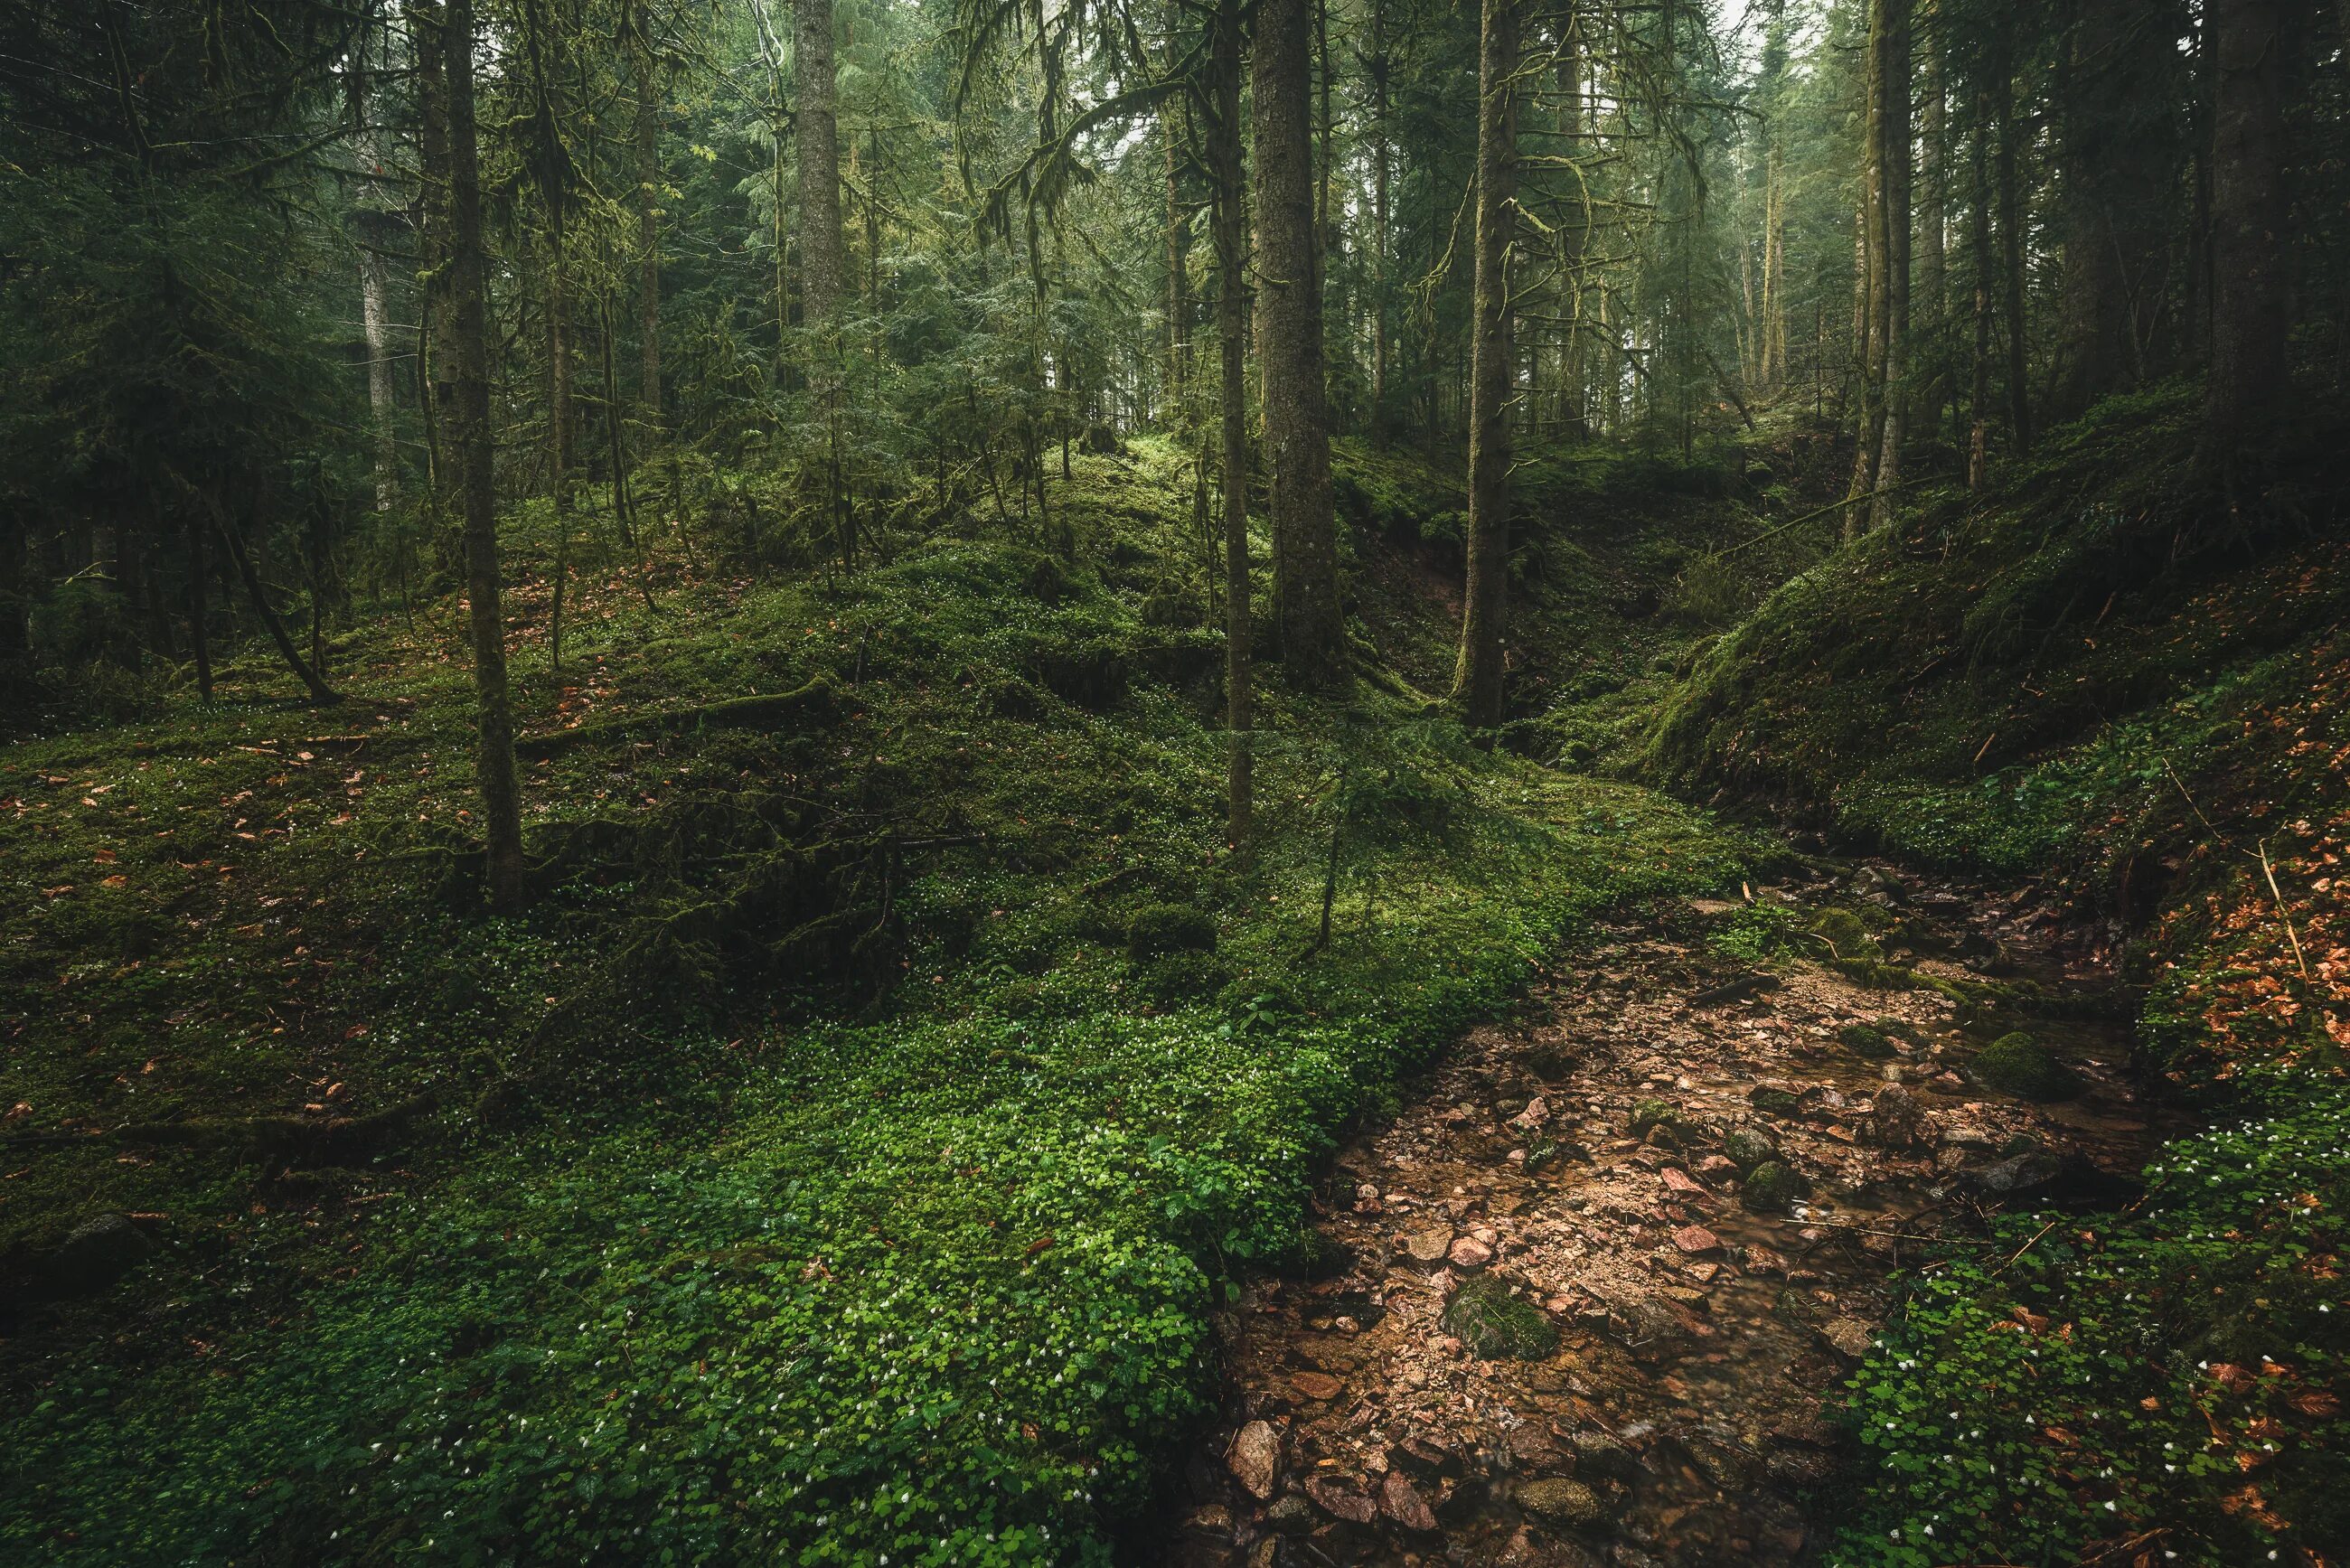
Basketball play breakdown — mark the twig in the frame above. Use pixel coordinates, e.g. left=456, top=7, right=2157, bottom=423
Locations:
left=1991, top=1217, right=2062, bottom=1277
left=2259, top=840, right=2313, bottom=982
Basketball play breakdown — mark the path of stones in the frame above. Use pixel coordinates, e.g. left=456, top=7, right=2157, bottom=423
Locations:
left=1161, top=862, right=2167, bottom=1568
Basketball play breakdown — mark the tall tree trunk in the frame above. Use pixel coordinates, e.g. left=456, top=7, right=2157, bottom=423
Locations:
left=183, top=507, right=212, bottom=700
left=1969, top=88, right=1995, bottom=490
left=2202, top=0, right=2287, bottom=452
left=1868, top=0, right=1911, bottom=532
left=424, top=0, right=528, bottom=912
left=2053, top=0, right=2186, bottom=418
left=1995, top=52, right=2033, bottom=455
left=1557, top=8, right=1590, bottom=435
left=548, top=227, right=574, bottom=527
left=634, top=11, right=663, bottom=430
left=1254, top=0, right=1343, bottom=683
left=1209, top=0, right=1252, bottom=850
left=1164, top=73, right=1190, bottom=418
left=1847, top=0, right=1887, bottom=532
left=1453, top=0, right=1516, bottom=727
left=1917, top=16, right=1949, bottom=444
left=349, top=20, right=400, bottom=514
left=1368, top=0, right=1392, bottom=437
left=794, top=0, right=844, bottom=332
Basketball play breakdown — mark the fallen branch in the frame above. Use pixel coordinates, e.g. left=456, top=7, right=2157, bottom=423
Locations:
left=515, top=675, right=836, bottom=760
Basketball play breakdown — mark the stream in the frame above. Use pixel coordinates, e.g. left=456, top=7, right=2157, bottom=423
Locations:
left=1154, top=860, right=2177, bottom=1568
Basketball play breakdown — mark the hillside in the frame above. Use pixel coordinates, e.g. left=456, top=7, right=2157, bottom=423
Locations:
left=1, top=438, right=1779, bottom=1563
left=1648, top=389, right=2350, bottom=1563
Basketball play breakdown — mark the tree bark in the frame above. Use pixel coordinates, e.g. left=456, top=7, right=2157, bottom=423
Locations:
left=1868, top=0, right=1911, bottom=532
left=1994, top=48, right=2032, bottom=455
left=348, top=19, right=400, bottom=514
left=2202, top=0, right=2288, bottom=452
left=2053, top=0, right=2186, bottom=418
left=1254, top=0, right=1343, bottom=684
left=1209, top=0, right=1252, bottom=850
left=1847, top=0, right=1887, bottom=532
left=1452, top=0, right=1516, bottom=727
left=423, top=0, right=528, bottom=912
left=1969, top=86, right=1995, bottom=490
left=1164, top=71, right=1190, bottom=418
left=634, top=8, right=663, bottom=429
left=794, top=0, right=844, bottom=332
left=1368, top=0, right=1392, bottom=436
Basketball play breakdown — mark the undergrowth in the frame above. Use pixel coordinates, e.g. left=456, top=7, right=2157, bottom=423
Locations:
left=0, top=437, right=1758, bottom=1563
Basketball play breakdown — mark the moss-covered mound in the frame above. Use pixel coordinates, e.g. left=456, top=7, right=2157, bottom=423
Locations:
left=1442, top=1274, right=1560, bottom=1360
left=1964, top=1031, right=2085, bottom=1101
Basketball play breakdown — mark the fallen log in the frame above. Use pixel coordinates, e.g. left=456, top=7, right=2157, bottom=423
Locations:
left=514, top=674, right=836, bottom=761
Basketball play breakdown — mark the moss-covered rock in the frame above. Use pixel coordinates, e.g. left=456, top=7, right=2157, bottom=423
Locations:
left=1630, top=1098, right=1681, bottom=1138
left=1964, top=1032, right=2084, bottom=1102
left=1741, top=1160, right=1810, bottom=1213
left=1838, top=1022, right=1898, bottom=1060
left=1723, top=1126, right=1779, bottom=1172
left=1442, top=1275, right=1558, bottom=1359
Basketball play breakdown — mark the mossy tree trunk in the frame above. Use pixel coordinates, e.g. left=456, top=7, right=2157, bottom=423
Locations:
left=1253, top=0, right=1343, bottom=685
left=2202, top=0, right=2287, bottom=455
left=1209, top=0, right=1253, bottom=850
left=422, top=0, right=528, bottom=912
left=1452, top=0, right=1516, bottom=727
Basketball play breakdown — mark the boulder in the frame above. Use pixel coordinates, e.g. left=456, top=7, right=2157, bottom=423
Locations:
left=1858, top=1084, right=1933, bottom=1150
left=1963, top=1032, right=2084, bottom=1102
left=1721, top=1126, right=1778, bottom=1172
left=1739, top=1160, right=1810, bottom=1213
left=1227, top=1420, right=1282, bottom=1499
left=1518, top=1477, right=1608, bottom=1527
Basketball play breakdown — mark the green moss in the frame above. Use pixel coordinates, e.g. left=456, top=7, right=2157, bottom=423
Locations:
left=1441, top=1274, right=1559, bottom=1359
left=1125, top=903, right=1218, bottom=961
left=1740, top=1160, right=1809, bottom=1212
left=1838, top=1022, right=1898, bottom=1059
left=1965, top=1032, right=2085, bottom=1102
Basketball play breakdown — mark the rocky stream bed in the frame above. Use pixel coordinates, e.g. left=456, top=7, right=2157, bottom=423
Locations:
left=1154, top=862, right=2177, bottom=1568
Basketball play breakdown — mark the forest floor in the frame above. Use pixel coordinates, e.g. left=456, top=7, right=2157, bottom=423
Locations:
left=1158, top=859, right=2173, bottom=1568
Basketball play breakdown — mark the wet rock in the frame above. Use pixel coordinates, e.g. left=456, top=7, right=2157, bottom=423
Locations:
left=1628, top=1099, right=1681, bottom=1140
left=1266, top=1493, right=1316, bottom=1535
left=1739, top=1160, right=1810, bottom=1213
left=1443, top=1274, right=1559, bottom=1358
left=1183, top=1504, right=1236, bottom=1538
left=1566, top=1429, right=1642, bottom=1481
left=1670, top=1225, right=1721, bottom=1255
left=1838, top=1022, right=1898, bottom=1060
left=1302, top=1475, right=1376, bottom=1525
left=1379, top=1470, right=1440, bottom=1533
left=1747, top=1084, right=1800, bottom=1115
left=1403, top=1224, right=1454, bottom=1263
left=1858, top=1083, right=1933, bottom=1150
left=1518, top=1477, right=1609, bottom=1527
left=1819, top=1317, right=1876, bottom=1358
left=1393, top=1434, right=1465, bottom=1480
left=1448, top=1235, right=1494, bottom=1269
left=1721, top=1126, right=1778, bottom=1171
left=1763, top=1446, right=1846, bottom=1489
left=1962, top=1032, right=2084, bottom=1102
left=1228, top=1420, right=1282, bottom=1499
left=1675, top=1432, right=1755, bottom=1490
left=1289, top=1370, right=1345, bottom=1402
left=1963, top=1150, right=2142, bottom=1207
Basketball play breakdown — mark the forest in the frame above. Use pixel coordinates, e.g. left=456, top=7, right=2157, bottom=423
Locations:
left=0, top=0, right=2344, bottom=1563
